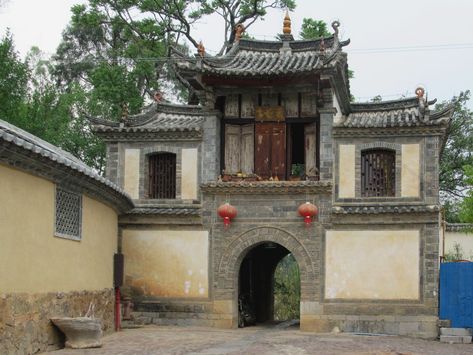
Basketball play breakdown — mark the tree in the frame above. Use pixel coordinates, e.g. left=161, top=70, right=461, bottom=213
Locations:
left=299, top=18, right=330, bottom=39
left=458, top=165, right=473, bottom=223
left=438, top=91, right=473, bottom=202
left=273, top=253, right=300, bottom=320
left=72, top=1, right=295, bottom=57
left=53, top=3, right=169, bottom=119
left=0, top=37, right=106, bottom=171
left=0, top=31, right=29, bottom=122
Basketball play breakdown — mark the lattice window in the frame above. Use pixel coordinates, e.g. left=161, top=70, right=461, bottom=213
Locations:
left=55, top=187, right=82, bottom=240
left=148, top=153, right=176, bottom=199
left=361, top=149, right=396, bottom=197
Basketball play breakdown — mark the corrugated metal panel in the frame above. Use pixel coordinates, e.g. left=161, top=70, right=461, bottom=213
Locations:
left=440, top=262, right=473, bottom=328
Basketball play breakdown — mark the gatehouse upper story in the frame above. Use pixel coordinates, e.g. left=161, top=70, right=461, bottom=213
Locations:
left=90, top=17, right=453, bottom=219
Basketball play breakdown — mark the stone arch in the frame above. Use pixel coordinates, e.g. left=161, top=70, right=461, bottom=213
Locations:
left=215, top=226, right=316, bottom=302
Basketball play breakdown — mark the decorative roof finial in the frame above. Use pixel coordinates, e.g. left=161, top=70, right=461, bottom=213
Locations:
left=319, top=37, right=326, bottom=52
left=197, top=41, right=205, bottom=57
left=283, top=9, right=291, bottom=35
left=154, top=91, right=163, bottom=103
left=332, top=21, right=340, bottom=36
left=121, top=103, right=129, bottom=121
left=415, top=87, right=425, bottom=98
left=235, top=23, right=245, bottom=42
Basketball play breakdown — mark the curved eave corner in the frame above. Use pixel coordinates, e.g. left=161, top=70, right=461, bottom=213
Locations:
left=0, top=119, right=134, bottom=214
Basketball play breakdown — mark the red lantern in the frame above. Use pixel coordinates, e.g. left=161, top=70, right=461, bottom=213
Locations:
left=298, top=202, right=318, bottom=226
left=217, top=203, right=237, bottom=228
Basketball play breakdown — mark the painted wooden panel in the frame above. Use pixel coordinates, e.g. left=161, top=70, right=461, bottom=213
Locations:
left=301, top=92, right=317, bottom=117
left=240, top=124, right=254, bottom=174
left=224, top=125, right=241, bottom=173
left=255, top=124, right=272, bottom=178
left=283, top=92, right=299, bottom=117
left=255, top=106, right=285, bottom=122
left=241, top=94, right=255, bottom=118
left=224, top=94, right=239, bottom=118
left=255, top=123, right=285, bottom=179
left=304, top=123, right=317, bottom=176
left=271, top=123, right=286, bottom=180
left=261, top=93, right=278, bottom=107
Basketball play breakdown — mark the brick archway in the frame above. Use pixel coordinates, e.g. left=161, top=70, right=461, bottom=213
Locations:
left=215, top=226, right=316, bottom=303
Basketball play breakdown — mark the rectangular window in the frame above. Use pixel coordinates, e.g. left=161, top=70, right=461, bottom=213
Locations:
left=55, top=187, right=82, bottom=241
left=361, top=149, right=396, bottom=197
left=148, top=153, right=176, bottom=199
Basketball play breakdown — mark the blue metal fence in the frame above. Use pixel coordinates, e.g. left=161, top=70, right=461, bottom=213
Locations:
left=439, top=262, right=473, bottom=328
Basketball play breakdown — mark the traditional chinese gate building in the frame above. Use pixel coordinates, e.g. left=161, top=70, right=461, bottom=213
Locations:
left=91, top=17, right=453, bottom=338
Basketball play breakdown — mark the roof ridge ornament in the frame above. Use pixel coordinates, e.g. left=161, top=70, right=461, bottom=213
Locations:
left=283, top=9, right=291, bottom=35
left=197, top=41, right=205, bottom=57
left=332, top=21, right=340, bottom=48
left=416, top=86, right=428, bottom=119
left=235, top=23, right=245, bottom=42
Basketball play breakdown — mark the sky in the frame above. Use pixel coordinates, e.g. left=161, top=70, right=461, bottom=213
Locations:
left=1, top=0, right=473, bottom=107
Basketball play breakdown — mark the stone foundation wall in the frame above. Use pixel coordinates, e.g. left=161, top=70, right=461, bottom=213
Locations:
left=0, top=288, right=114, bottom=354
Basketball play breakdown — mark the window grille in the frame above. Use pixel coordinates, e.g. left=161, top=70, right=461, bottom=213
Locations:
left=55, top=187, right=82, bottom=240
left=148, top=153, right=176, bottom=199
left=361, top=149, right=396, bottom=197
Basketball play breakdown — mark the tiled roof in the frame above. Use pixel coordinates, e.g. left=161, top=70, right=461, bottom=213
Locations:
left=0, top=119, right=133, bottom=212
left=332, top=204, right=441, bottom=214
left=126, top=207, right=201, bottom=216
left=90, top=102, right=209, bottom=133
left=335, top=97, right=453, bottom=128
left=173, top=35, right=349, bottom=78
left=445, top=223, right=473, bottom=232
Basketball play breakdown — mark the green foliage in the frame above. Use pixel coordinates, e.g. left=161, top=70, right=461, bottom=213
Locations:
left=443, top=200, right=461, bottom=223
left=459, top=165, right=473, bottom=223
left=273, top=254, right=300, bottom=320
left=438, top=91, right=473, bottom=202
left=443, top=242, right=469, bottom=262
left=371, top=95, right=383, bottom=103
left=0, top=35, right=106, bottom=172
left=0, top=31, right=29, bottom=122
left=299, top=18, right=330, bottom=39
left=53, top=2, right=169, bottom=119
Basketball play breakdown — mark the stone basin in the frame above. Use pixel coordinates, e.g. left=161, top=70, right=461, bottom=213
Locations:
left=50, top=317, right=103, bottom=349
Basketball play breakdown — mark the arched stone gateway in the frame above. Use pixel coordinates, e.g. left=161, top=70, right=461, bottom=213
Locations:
left=213, top=226, right=318, bottom=330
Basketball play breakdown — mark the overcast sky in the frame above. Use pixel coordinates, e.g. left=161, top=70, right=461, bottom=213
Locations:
left=1, top=0, right=473, bottom=107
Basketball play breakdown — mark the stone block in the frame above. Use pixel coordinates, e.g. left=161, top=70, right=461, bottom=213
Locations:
left=440, top=335, right=472, bottom=344
left=300, top=301, right=323, bottom=315
left=399, top=322, right=420, bottom=336
left=438, top=319, right=451, bottom=328
left=440, top=328, right=473, bottom=336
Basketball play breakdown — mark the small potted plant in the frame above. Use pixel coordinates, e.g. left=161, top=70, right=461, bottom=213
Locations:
left=290, top=164, right=305, bottom=181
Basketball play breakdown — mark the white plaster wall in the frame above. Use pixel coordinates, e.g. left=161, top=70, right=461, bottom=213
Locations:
left=123, top=149, right=140, bottom=199
left=444, top=230, right=473, bottom=259
left=181, top=148, right=198, bottom=200
left=122, top=229, right=209, bottom=298
left=338, top=145, right=356, bottom=198
left=325, top=230, right=420, bottom=300
left=401, top=144, right=420, bottom=197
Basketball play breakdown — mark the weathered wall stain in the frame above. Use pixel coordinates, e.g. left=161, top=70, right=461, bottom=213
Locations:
left=325, top=230, right=420, bottom=299
left=122, top=230, right=209, bottom=298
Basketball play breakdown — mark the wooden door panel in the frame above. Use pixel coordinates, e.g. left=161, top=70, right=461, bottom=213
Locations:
left=240, top=124, right=254, bottom=174
left=304, top=123, right=317, bottom=176
left=255, top=124, right=272, bottom=178
left=225, top=125, right=241, bottom=174
left=271, top=123, right=286, bottom=180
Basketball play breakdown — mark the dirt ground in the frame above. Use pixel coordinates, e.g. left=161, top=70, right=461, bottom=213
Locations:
left=51, top=323, right=472, bottom=355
